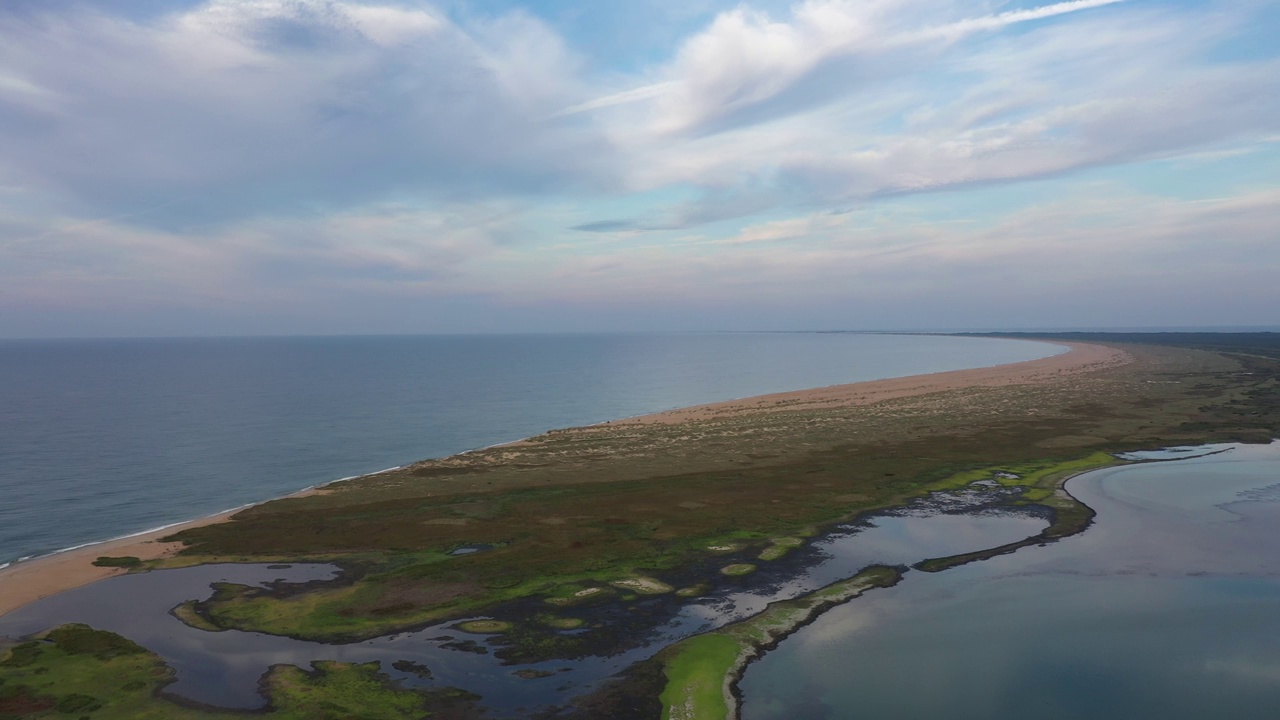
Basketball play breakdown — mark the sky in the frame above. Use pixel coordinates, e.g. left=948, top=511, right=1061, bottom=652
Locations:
left=0, top=0, right=1277, bottom=337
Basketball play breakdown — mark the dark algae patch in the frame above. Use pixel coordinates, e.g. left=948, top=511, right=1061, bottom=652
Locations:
left=91, top=556, right=142, bottom=568
left=390, top=659, right=432, bottom=679
left=7, top=334, right=1280, bottom=718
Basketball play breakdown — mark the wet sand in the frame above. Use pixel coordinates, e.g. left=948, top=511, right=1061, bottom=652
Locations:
left=0, top=340, right=1129, bottom=619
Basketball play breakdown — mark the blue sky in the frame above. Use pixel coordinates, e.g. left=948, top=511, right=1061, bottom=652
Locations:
left=0, top=0, right=1277, bottom=336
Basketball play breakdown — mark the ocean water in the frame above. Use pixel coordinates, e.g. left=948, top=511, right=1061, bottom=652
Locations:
left=0, top=332, right=1059, bottom=566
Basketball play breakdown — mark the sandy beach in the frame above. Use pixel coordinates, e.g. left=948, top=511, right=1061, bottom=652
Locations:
left=0, top=340, right=1129, bottom=619
left=615, top=341, right=1128, bottom=425
left=0, top=510, right=233, bottom=618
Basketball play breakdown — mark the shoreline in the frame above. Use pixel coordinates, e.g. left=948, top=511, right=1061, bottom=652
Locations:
left=0, top=340, right=1128, bottom=619
left=0, top=466, right=402, bottom=618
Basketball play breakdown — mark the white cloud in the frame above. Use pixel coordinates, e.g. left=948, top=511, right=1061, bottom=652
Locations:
left=343, top=4, right=443, bottom=46
left=496, top=186, right=1280, bottom=312
left=0, top=0, right=613, bottom=226
left=1, top=0, right=1278, bottom=334
left=710, top=213, right=848, bottom=245
left=574, top=0, right=1124, bottom=134
left=0, top=199, right=518, bottom=312
left=582, top=0, right=1280, bottom=224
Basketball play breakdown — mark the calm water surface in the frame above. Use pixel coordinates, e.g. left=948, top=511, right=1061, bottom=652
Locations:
left=740, top=442, right=1280, bottom=720
left=0, top=333, right=1059, bottom=565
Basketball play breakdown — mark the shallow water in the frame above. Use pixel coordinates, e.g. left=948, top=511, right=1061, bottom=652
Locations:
left=0, top=333, right=1060, bottom=565
left=0, top=492, right=1048, bottom=716
left=739, top=442, right=1280, bottom=720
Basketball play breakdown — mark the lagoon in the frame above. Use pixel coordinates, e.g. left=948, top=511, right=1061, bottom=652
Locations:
left=739, top=442, right=1280, bottom=720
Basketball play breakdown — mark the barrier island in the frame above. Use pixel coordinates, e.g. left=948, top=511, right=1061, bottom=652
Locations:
left=2, top=333, right=1279, bottom=719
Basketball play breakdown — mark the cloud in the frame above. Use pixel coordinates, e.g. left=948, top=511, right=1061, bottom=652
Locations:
left=5, top=0, right=1275, bottom=237
left=908, top=0, right=1124, bottom=42
left=4, top=180, right=1279, bottom=333
left=0, top=199, right=518, bottom=313
left=557, top=81, right=678, bottom=117
left=571, top=219, right=647, bottom=233
left=571, top=0, right=1124, bottom=134
left=586, top=0, right=1280, bottom=226
left=508, top=186, right=1280, bottom=316
left=1, top=0, right=1278, bottom=335
left=709, top=213, right=847, bottom=245
left=0, top=0, right=615, bottom=227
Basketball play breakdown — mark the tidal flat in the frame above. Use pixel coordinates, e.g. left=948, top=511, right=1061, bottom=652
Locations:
left=2, top=334, right=1279, bottom=718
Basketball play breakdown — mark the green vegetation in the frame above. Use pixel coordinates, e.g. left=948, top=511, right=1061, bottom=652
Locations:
left=544, top=585, right=614, bottom=607
left=169, top=600, right=223, bottom=632
left=658, top=566, right=903, bottom=720
left=718, top=563, right=757, bottom=576
left=658, top=634, right=740, bottom=720
left=610, top=576, right=675, bottom=594
left=913, top=452, right=1125, bottom=573
left=455, top=620, right=511, bottom=634
left=538, top=615, right=585, bottom=630
left=264, top=661, right=443, bottom=719
left=757, top=537, right=804, bottom=561
left=91, top=556, right=142, bottom=568
left=0, top=624, right=481, bottom=720
left=930, top=451, right=1121, bottom=502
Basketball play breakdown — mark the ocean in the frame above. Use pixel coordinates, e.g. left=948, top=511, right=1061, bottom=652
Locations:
left=0, top=332, right=1060, bottom=567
